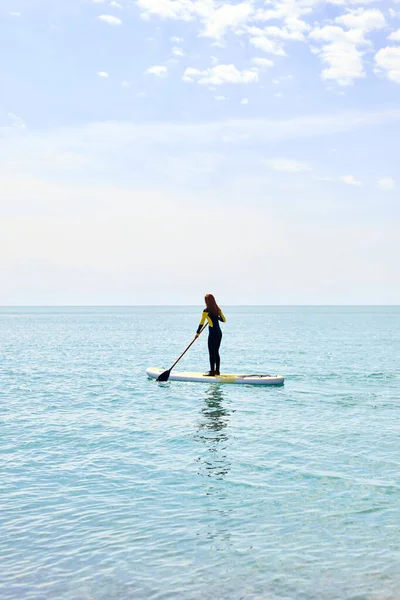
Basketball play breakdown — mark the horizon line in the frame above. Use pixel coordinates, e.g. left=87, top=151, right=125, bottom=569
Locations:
left=1, top=304, right=399, bottom=308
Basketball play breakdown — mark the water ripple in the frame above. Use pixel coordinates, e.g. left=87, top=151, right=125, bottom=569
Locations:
left=1, top=306, right=400, bottom=599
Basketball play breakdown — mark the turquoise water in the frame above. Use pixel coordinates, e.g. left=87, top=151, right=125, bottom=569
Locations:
left=1, top=306, right=399, bottom=600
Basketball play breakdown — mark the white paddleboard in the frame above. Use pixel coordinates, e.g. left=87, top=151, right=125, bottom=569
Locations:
left=146, top=367, right=284, bottom=386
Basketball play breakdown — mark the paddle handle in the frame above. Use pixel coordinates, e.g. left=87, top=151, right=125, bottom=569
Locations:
left=169, top=324, right=208, bottom=371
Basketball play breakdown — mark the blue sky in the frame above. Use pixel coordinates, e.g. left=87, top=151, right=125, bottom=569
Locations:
left=0, top=0, right=399, bottom=304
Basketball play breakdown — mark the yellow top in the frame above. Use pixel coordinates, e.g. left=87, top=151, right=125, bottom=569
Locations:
left=197, top=309, right=226, bottom=333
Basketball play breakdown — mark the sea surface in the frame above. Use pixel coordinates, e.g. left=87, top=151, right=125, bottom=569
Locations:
left=1, top=306, right=399, bottom=600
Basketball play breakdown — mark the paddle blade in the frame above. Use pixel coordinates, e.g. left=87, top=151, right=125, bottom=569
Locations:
left=156, top=369, right=171, bottom=382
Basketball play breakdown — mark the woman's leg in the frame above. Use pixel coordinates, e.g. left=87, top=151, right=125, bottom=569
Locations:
left=215, top=332, right=222, bottom=375
left=208, top=334, right=216, bottom=374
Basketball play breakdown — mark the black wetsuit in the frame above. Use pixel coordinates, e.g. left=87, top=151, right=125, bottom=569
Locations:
left=196, top=310, right=226, bottom=375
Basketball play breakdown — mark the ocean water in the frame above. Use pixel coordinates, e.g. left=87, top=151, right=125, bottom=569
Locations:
left=1, top=306, right=399, bottom=600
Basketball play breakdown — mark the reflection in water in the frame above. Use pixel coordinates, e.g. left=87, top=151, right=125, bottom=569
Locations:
left=195, top=384, right=232, bottom=483
left=194, top=385, right=234, bottom=550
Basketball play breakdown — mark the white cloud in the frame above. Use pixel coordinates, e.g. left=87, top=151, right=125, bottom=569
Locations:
left=328, top=0, right=383, bottom=4
left=97, top=71, right=109, bottom=78
left=388, top=29, right=400, bottom=41
left=9, top=11, right=21, bottom=16
left=146, top=65, right=168, bottom=76
left=251, top=57, right=274, bottom=68
left=320, top=43, right=364, bottom=85
left=318, top=174, right=364, bottom=185
left=170, top=36, right=184, bottom=43
left=8, top=113, right=26, bottom=130
left=310, top=26, right=366, bottom=45
left=110, top=1, right=123, bottom=8
left=131, top=0, right=391, bottom=94
left=240, top=97, right=249, bottom=104
left=375, top=46, right=400, bottom=83
left=201, top=2, right=253, bottom=39
left=310, top=26, right=367, bottom=85
left=4, top=107, right=400, bottom=173
left=183, top=64, right=258, bottom=85
left=249, top=35, right=286, bottom=56
left=137, top=0, right=253, bottom=39
left=97, top=14, right=122, bottom=25
left=214, top=95, right=226, bottom=100
left=336, top=8, right=386, bottom=32
left=265, top=158, right=311, bottom=172
left=246, top=2, right=311, bottom=60
left=211, top=41, right=226, bottom=48
left=122, top=80, right=130, bottom=87
left=340, top=175, right=361, bottom=185
left=263, top=25, right=307, bottom=41
left=273, top=75, right=293, bottom=84
left=310, top=11, right=386, bottom=86
left=172, top=46, right=184, bottom=56
left=255, top=1, right=312, bottom=34
left=137, top=0, right=196, bottom=21
left=377, top=177, right=395, bottom=190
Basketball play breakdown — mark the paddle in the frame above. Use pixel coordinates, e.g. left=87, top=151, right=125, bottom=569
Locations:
left=156, top=324, right=208, bottom=382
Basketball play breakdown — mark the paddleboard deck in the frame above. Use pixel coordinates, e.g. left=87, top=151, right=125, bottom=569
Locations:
left=146, top=367, right=284, bottom=386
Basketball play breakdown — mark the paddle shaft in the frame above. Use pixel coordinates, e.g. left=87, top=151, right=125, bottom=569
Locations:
left=168, top=324, right=208, bottom=371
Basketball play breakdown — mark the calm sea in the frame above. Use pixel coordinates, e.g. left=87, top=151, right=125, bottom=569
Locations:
left=1, top=306, right=399, bottom=600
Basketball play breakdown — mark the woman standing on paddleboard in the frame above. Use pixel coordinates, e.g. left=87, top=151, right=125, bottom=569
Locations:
left=195, top=294, right=226, bottom=376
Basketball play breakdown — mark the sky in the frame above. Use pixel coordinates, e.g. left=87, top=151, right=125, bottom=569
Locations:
left=0, top=0, right=399, bottom=305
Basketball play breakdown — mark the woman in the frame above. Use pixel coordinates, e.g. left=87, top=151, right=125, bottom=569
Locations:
left=195, top=294, right=226, bottom=376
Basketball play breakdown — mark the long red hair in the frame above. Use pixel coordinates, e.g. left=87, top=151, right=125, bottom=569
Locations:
left=205, top=293, right=220, bottom=316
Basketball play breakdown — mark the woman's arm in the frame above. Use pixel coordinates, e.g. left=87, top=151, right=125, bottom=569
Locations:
left=218, top=310, right=226, bottom=323
left=196, top=311, right=208, bottom=336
